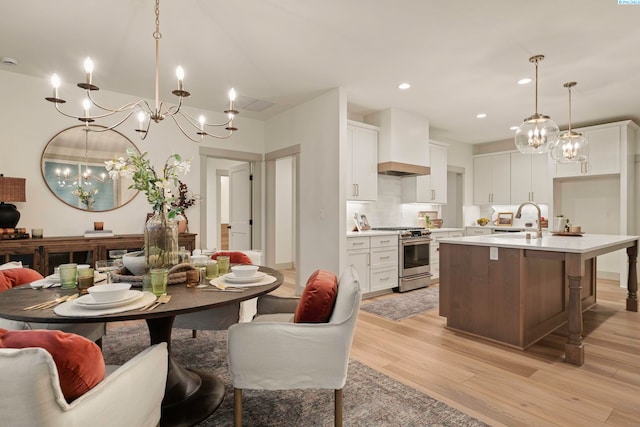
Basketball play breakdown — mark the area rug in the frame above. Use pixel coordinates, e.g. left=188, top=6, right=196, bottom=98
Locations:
left=360, top=285, right=439, bottom=321
left=102, top=323, right=486, bottom=427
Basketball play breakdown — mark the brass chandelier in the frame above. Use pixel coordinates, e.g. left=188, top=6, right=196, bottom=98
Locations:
left=45, top=0, right=238, bottom=142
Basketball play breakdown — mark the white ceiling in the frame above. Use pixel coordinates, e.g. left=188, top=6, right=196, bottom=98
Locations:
left=1, top=0, right=639, bottom=144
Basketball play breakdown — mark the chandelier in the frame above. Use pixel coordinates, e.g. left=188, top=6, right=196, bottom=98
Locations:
left=55, top=128, right=111, bottom=188
left=550, top=82, right=588, bottom=163
left=514, top=55, right=559, bottom=154
left=45, top=0, right=238, bottom=142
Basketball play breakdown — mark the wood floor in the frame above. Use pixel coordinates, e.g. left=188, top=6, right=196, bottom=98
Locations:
left=280, top=271, right=640, bottom=426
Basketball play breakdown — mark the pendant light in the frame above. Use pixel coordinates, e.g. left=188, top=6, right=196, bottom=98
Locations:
left=514, top=55, right=559, bottom=154
left=550, top=82, right=588, bottom=163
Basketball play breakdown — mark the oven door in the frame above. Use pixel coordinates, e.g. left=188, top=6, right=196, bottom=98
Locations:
left=400, top=238, right=430, bottom=277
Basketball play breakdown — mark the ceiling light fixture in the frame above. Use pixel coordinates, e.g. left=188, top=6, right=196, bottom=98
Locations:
left=476, top=113, right=487, bottom=118
left=517, top=78, right=532, bottom=85
left=514, top=55, right=559, bottom=154
left=398, top=82, right=411, bottom=90
left=44, top=0, right=238, bottom=142
left=550, top=82, right=588, bottom=163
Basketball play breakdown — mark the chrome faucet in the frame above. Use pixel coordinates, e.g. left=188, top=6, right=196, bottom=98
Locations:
left=515, top=201, right=542, bottom=238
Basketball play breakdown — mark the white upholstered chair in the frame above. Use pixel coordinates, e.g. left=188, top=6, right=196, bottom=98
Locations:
left=227, top=265, right=362, bottom=427
left=0, top=342, right=168, bottom=427
left=173, top=250, right=263, bottom=336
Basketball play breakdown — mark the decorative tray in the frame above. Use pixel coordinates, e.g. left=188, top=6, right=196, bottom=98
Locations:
left=551, top=232, right=585, bottom=236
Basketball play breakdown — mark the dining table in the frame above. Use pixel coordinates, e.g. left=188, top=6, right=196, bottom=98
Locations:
left=0, top=266, right=283, bottom=427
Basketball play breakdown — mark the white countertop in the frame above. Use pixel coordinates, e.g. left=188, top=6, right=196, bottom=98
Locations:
left=439, top=232, right=639, bottom=254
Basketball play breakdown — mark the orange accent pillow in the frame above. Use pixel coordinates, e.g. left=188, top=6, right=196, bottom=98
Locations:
left=294, top=270, right=339, bottom=323
left=0, top=328, right=105, bottom=402
left=0, top=268, right=44, bottom=292
left=211, top=251, right=253, bottom=265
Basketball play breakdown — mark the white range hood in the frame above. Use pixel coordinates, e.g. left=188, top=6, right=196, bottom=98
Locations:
left=365, top=108, right=430, bottom=176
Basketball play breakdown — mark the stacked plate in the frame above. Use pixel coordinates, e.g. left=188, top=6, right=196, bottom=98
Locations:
left=222, top=271, right=266, bottom=284
left=73, top=290, right=144, bottom=310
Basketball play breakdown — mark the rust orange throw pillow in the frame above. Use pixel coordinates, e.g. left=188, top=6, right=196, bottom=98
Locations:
left=0, top=328, right=105, bottom=402
left=212, top=251, right=253, bottom=265
left=294, top=270, right=338, bottom=323
left=0, top=268, right=44, bottom=291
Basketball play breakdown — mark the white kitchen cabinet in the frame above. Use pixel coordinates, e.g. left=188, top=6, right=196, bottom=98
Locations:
left=430, top=230, right=463, bottom=281
left=346, top=122, right=378, bottom=201
left=553, top=123, right=621, bottom=178
left=346, top=234, right=398, bottom=295
left=464, top=226, right=493, bottom=236
left=401, top=142, right=448, bottom=204
left=510, top=152, right=550, bottom=204
left=473, top=153, right=511, bottom=204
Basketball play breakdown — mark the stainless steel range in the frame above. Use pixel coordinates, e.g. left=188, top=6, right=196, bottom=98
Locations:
left=371, top=227, right=432, bottom=292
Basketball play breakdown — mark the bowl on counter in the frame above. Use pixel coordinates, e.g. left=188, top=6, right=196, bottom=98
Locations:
left=430, top=219, right=443, bottom=228
left=476, top=218, right=490, bottom=226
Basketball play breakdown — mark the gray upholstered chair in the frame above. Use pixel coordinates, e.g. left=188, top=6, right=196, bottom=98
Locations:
left=227, top=265, right=361, bottom=427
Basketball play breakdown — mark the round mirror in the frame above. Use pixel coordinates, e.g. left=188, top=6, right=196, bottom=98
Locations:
left=41, top=125, right=140, bottom=212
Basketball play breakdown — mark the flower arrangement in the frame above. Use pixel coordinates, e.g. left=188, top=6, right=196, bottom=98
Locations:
left=105, top=147, right=191, bottom=217
left=170, top=180, right=199, bottom=216
left=72, top=186, right=98, bottom=210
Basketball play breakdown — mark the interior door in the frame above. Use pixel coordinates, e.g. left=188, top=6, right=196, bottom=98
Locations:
left=228, top=162, right=252, bottom=250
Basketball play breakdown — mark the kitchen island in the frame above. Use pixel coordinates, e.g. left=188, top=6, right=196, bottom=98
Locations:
left=438, top=233, right=638, bottom=366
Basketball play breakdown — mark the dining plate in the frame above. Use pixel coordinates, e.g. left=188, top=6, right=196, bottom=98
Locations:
left=74, top=290, right=143, bottom=309
left=223, top=271, right=266, bottom=284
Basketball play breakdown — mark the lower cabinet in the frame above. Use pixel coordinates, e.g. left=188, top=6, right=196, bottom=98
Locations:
left=430, top=230, right=463, bottom=282
left=346, top=234, right=398, bottom=295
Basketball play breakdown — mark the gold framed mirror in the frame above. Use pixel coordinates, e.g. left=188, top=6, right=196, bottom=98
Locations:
left=41, top=125, right=140, bottom=212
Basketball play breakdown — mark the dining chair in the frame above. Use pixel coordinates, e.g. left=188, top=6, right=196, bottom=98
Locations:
left=0, top=343, right=167, bottom=427
left=227, top=265, right=362, bottom=427
left=173, top=250, right=263, bottom=337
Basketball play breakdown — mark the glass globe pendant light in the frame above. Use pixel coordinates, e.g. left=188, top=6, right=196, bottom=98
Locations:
left=514, top=55, right=559, bottom=154
left=550, top=82, right=588, bottom=163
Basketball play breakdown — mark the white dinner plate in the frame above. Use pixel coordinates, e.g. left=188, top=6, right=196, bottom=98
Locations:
left=74, top=290, right=143, bottom=309
left=223, top=271, right=266, bottom=284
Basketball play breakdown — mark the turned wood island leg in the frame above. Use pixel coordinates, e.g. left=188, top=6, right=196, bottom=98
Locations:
left=565, top=274, right=585, bottom=366
left=626, top=243, right=638, bottom=312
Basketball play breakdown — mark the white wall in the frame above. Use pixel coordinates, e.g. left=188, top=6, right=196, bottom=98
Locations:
left=265, top=88, right=346, bottom=290
left=0, top=70, right=264, bottom=248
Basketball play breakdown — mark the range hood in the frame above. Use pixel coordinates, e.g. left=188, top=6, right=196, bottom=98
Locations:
left=365, top=108, right=431, bottom=177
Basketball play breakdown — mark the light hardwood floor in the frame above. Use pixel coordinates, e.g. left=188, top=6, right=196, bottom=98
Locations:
left=280, top=272, right=639, bottom=426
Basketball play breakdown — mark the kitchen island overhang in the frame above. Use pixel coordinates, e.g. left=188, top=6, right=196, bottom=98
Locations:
left=438, top=233, right=638, bottom=366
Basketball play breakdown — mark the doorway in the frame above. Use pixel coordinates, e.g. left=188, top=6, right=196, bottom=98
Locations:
left=442, top=167, right=464, bottom=228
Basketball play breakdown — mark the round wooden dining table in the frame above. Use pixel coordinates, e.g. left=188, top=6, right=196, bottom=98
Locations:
left=0, top=266, right=283, bottom=427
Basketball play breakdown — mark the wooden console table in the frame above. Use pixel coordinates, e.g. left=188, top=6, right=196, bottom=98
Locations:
left=0, top=233, right=196, bottom=276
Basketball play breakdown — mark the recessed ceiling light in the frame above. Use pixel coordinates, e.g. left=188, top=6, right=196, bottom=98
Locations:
left=0, top=56, right=18, bottom=66
left=518, top=78, right=532, bottom=85
left=509, top=126, right=519, bottom=131
left=398, top=82, right=411, bottom=90
left=476, top=113, right=487, bottom=118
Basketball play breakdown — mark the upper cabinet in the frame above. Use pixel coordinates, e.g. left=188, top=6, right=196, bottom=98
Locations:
left=473, top=153, right=511, bottom=204
left=346, top=121, right=378, bottom=201
left=510, top=152, right=550, bottom=204
left=402, top=142, right=448, bottom=204
left=553, top=123, right=623, bottom=178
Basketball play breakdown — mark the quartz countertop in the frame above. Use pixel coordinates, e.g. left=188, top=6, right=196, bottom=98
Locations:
left=439, top=232, right=639, bottom=254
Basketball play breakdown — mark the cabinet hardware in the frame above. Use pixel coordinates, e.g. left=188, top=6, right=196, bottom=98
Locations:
left=380, top=276, right=390, bottom=281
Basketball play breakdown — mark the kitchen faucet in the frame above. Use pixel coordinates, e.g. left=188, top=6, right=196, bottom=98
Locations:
left=515, top=201, right=542, bottom=238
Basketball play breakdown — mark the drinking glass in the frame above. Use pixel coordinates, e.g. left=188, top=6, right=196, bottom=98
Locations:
left=217, top=256, right=230, bottom=275
left=150, top=268, right=168, bottom=296
left=95, top=260, right=120, bottom=284
left=59, top=263, right=78, bottom=290
left=77, top=267, right=95, bottom=295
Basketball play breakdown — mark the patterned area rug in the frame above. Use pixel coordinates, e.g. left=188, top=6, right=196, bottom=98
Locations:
left=360, top=285, right=439, bottom=321
left=102, top=323, right=486, bottom=427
